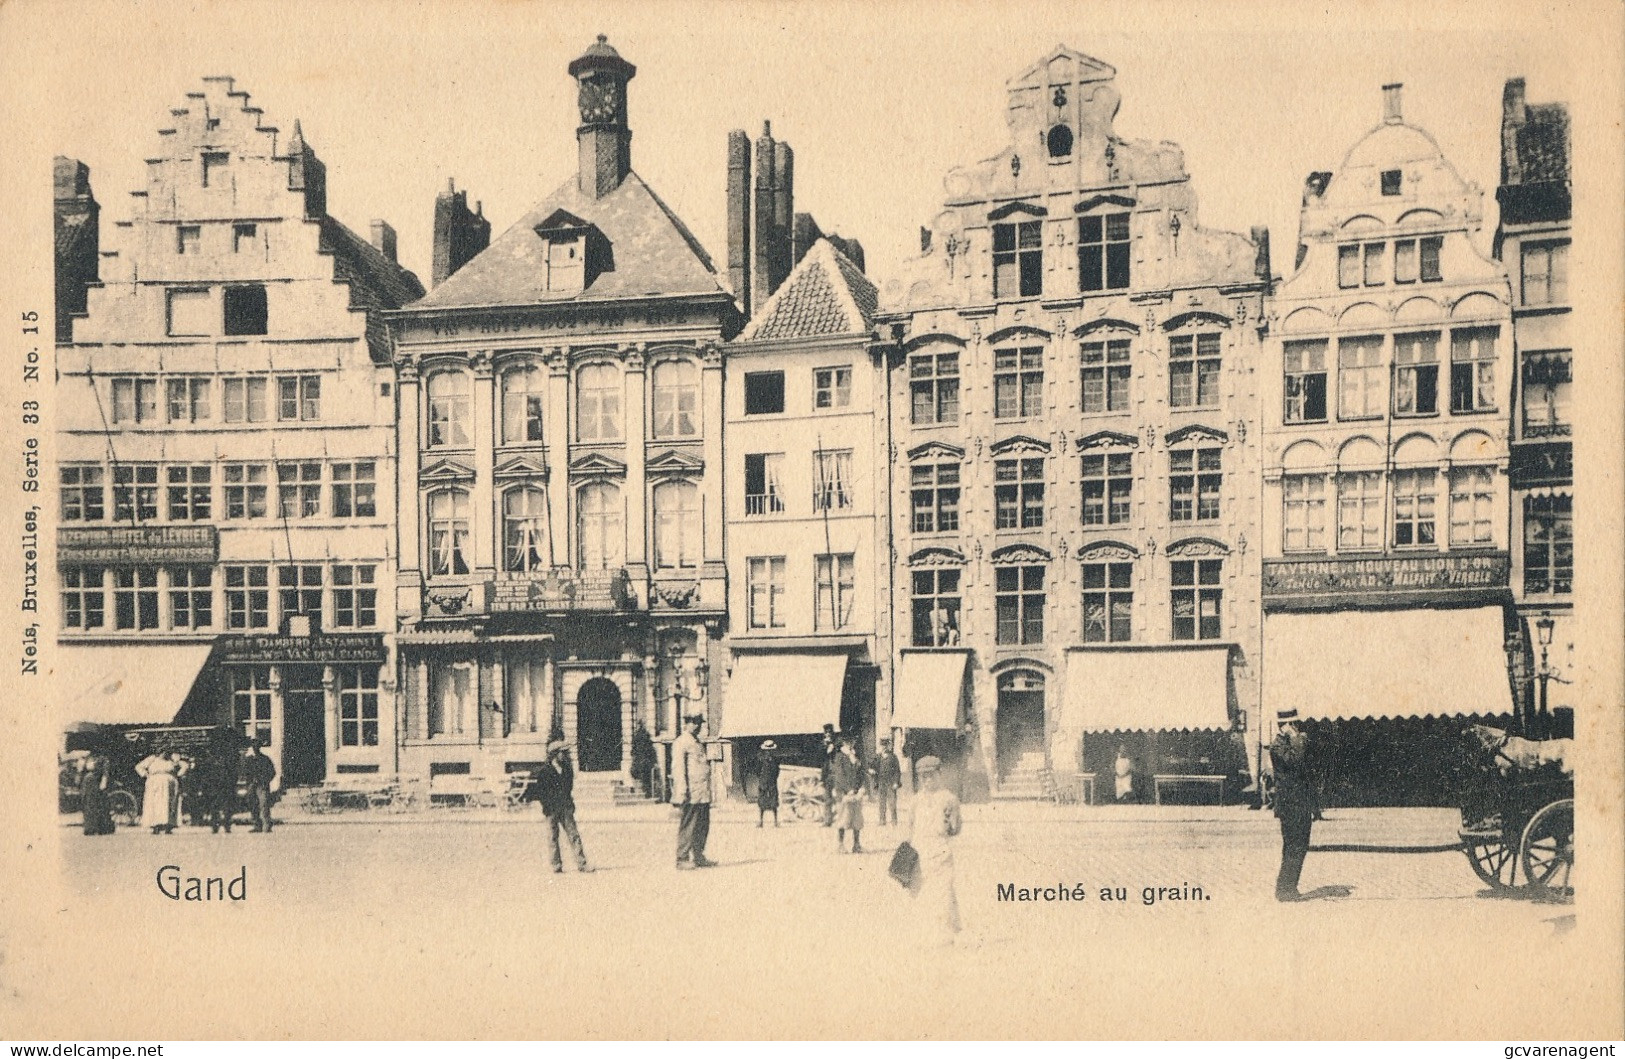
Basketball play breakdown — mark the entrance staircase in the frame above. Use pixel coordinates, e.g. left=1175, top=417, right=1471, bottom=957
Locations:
left=993, top=751, right=1049, bottom=800
left=572, top=772, right=653, bottom=809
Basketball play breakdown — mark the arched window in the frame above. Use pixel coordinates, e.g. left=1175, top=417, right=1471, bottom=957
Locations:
left=427, top=370, right=471, bottom=448
left=501, top=364, right=545, bottom=445
left=652, top=480, right=701, bottom=569
left=651, top=360, right=699, bottom=439
left=503, top=486, right=549, bottom=572
left=427, top=490, right=470, bottom=576
left=577, top=364, right=622, bottom=442
left=577, top=482, right=624, bottom=571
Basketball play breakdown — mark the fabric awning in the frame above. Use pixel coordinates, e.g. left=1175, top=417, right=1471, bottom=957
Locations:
left=1263, top=607, right=1512, bottom=721
left=717, top=651, right=848, bottom=738
left=55, top=643, right=214, bottom=727
left=1063, top=647, right=1232, bottom=733
left=891, top=650, right=969, bottom=730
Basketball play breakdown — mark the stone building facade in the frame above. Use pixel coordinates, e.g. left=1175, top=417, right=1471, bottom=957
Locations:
left=877, top=47, right=1269, bottom=800
left=1259, top=85, right=1517, bottom=805
left=386, top=38, right=737, bottom=795
left=1495, top=79, right=1574, bottom=738
left=55, top=77, right=423, bottom=786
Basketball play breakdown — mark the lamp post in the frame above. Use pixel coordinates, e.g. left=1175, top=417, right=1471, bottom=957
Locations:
left=1534, top=612, right=1556, bottom=738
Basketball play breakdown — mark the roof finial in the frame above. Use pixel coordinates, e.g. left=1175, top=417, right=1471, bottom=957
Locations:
left=597, top=33, right=608, bottom=44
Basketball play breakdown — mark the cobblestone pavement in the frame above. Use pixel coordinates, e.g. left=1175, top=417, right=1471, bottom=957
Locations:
left=48, top=801, right=1578, bottom=1038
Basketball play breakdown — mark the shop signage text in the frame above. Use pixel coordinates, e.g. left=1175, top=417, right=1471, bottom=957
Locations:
left=1263, top=554, right=1510, bottom=600
left=58, top=526, right=218, bottom=565
left=219, top=633, right=386, bottom=664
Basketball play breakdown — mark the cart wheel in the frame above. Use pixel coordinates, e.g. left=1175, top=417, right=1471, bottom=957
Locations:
left=1520, top=798, right=1573, bottom=901
left=787, top=778, right=825, bottom=822
left=108, top=790, right=139, bottom=828
left=1462, top=831, right=1518, bottom=890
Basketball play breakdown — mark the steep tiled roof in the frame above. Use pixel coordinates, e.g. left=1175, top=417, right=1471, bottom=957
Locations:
left=1516, top=103, right=1570, bottom=185
left=320, top=217, right=425, bottom=309
left=741, top=238, right=877, bottom=342
left=411, top=171, right=725, bottom=309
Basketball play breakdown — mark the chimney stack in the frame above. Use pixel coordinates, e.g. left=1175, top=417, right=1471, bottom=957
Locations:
left=752, top=123, right=778, bottom=315
left=1382, top=83, right=1403, bottom=124
left=771, top=139, right=795, bottom=294
left=432, top=179, right=492, bottom=287
left=1500, top=78, right=1528, bottom=186
left=370, top=220, right=398, bottom=262
left=726, top=129, right=752, bottom=312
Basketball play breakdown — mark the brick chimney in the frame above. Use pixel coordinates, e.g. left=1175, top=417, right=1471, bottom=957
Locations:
left=432, top=178, right=491, bottom=287
left=370, top=220, right=397, bottom=262
left=726, top=129, right=751, bottom=310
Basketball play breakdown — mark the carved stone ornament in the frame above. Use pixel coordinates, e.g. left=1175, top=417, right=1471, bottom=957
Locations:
left=1165, top=424, right=1229, bottom=447
left=1166, top=537, right=1230, bottom=557
left=654, top=581, right=701, bottom=609
left=908, top=440, right=967, bottom=462
left=395, top=358, right=420, bottom=383
left=990, top=543, right=1053, bottom=565
left=545, top=348, right=571, bottom=376
left=1077, top=430, right=1138, bottom=451
left=989, top=434, right=1051, bottom=457
left=624, top=346, right=647, bottom=372
left=425, top=588, right=472, bottom=617
left=469, top=350, right=493, bottom=377
left=1077, top=541, right=1138, bottom=562
left=909, top=547, right=968, bottom=568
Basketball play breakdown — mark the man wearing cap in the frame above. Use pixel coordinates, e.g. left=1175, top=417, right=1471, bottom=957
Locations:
left=819, top=724, right=838, bottom=827
left=673, top=713, right=715, bottom=868
left=1268, top=709, right=1317, bottom=901
left=534, top=740, right=592, bottom=874
left=871, top=737, right=902, bottom=827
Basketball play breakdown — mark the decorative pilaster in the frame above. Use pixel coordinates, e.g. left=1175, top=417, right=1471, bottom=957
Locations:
left=701, top=343, right=725, bottom=567
left=470, top=351, right=497, bottom=573
left=624, top=345, right=648, bottom=570
left=323, top=665, right=339, bottom=763
left=545, top=349, right=572, bottom=568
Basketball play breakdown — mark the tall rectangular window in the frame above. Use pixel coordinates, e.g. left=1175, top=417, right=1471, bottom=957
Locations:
left=1448, top=467, right=1496, bottom=546
left=1338, top=245, right=1361, bottom=289
left=166, top=465, right=212, bottom=521
left=994, top=457, right=1045, bottom=530
left=812, top=449, right=854, bottom=512
left=232, top=667, right=273, bottom=746
left=1338, top=336, right=1385, bottom=419
left=911, top=569, right=961, bottom=647
left=1078, top=213, right=1131, bottom=292
left=1081, top=451, right=1132, bottom=526
left=278, top=564, right=323, bottom=620
left=113, top=568, right=160, bottom=631
left=742, top=371, right=785, bottom=416
left=1523, top=495, right=1573, bottom=595
left=814, top=553, right=855, bottom=631
left=1171, top=559, right=1222, bottom=641
left=1081, top=561, right=1133, bottom=643
left=166, top=377, right=211, bottom=423
left=1392, top=469, right=1438, bottom=548
left=994, top=347, right=1044, bottom=419
left=813, top=366, right=852, bottom=411
left=576, top=364, right=624, bottom=440
left=428, top=371, right=473, bottom=447
left=1521, top=351, right=1572, bottom=438
left=1363, top=242, right=1385, bottom=286
left=62, top=567, right=106, bottom=630
left=223, top=463, right=269, bottom=520
left=1419, top=236, right=1442, bottom=282
left=993, top=220, right=1042, bottom=298
left=167, top=289, right=211, bottom=337
left=201, top=151, right=229, bottom=187
left=1169, top=447, right=1222, bottom=522
left=111, top=378, right=159, bottom=424
left=910, top=463, right=960, bottom=534
left=1394, top=238, right=1418, bottom=284
left=910, top=353, right=960, bottom=425
left=338, top=667, right=380, bottom=747
left=501, top=365, right=547, bottom=444
left=747, top=556, right=786, bottom=629
left=60, top=465, right=105, bottom=522
left=428, top=492, right=471, bottom=576
left=651, top=482, right=700, bottom=570
left=1450, top=328, right=1498, bottom=414
left=331, top=461, right=377, bottom=518
left=112, top=465, right=159, bottom=523
left=232, top=223, right=257, bottom=253
left=743, top=453, right=785, bottom=516
left=331, top=565, right=377, bottom=628
left=1283, top=339, right=1328, bottom=424
left=1169, top=333, right=1221, bottom=408
left=1080, top=338, right=1131, bottom=414
left=169, top=567, right=213, bottom=630
left=222, top=377, right=269, bottom=423
left=222, top=285, right=268, bottom=336
left=995, top=565, right=1045, bottom=645
left=277, top=375, right=321, bottom=421
left=1393, top=332, right=1440, bottom=416
left=1393, top=237, right=1441, bottom=284
left=1336, top=471, right=1384, bottom=551
left=1282, top=475, right=1328, bottom=553
left=277, top=461, right=323, bottom=520
left=651, top=360, right=698, bottom=440
left=1521, top=242, right=1568, bottom=306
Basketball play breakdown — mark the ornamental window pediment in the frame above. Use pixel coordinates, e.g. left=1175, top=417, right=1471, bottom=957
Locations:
left=1075, top=194, right=1137, bottom=214
left=1162, top=310, right=1233, bottom=333
left=990, top=543, right=1053, bottom=565
left=646, top=449, right=705, bottom=479
left=1077, top=540, right=1139, bottom=562
left=989, top=434, right=1051, bottom=457
left=987, top=200, right=1048, bottom=221
left=1075, top=317, right=1140, bottom=338
left=986, top=324, right=1052, bottom=345
left=420, top=457, right=477, bottom=484
left=1076, top=430, right=1138, bottom=452
left=907, top=441, right=966, bottom=462
left=1164, top=424, right=1229, bottom=447
left=493, top=454, right=550, bottom=482
left=909, top=547, right=967, bottom=568
left=1166, top=536, right=1229, bottom=557
left=569, top=451, right=628, bottom=479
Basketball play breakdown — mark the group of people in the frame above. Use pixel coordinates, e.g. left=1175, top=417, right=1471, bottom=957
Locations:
left=74, top=741, right=277, bottom=837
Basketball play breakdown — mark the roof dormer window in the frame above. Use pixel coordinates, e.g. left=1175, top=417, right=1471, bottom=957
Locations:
left=546, top=235, right=584, bottom=293
left=201, top=151, right=229, bottom=188
left=534, top=209, right=608, bottom=294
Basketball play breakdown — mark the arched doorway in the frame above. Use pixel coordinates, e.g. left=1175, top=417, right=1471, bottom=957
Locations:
left=576, top=677, right=623, bottom=772
left=995, top=669, right=1046, bottom=780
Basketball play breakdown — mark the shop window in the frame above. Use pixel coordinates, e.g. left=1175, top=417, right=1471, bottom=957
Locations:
left=62, top=567, right=106, bottom=630
left=814, top=553, right=855, bottom=631
left=994, top=220, right=1043, bottom=299
left=743, top=370, right=785, bottom=416
left=1283, top=340, right=1328, bottom=424
left=430, top=665, right=474, bottom=738
left=910, top=352, right=960, bottom=425
left=166, top=465, right=212, bottom=521
left=1171, top=559, right=1222, bottom=641
left=911, top=568, right=962, bottom=647
left=338, top=667, right=381, bottom=747
left=1081, top=451, right=1132, bottom=527
left=60, top=465, right=105, bottom=522
left=747, top=556, right=786, bottom=629
left=1282, top=475, right=1328, bottom=553
left=995, top=458, right=1045, bottom=530
left=652, top=360, right=700, bottom=439
left=995, top=565, right=1045, bottom=645
left=1081, top=338, right=1131, bottom=414
left=1169, top=333, right=1220, bottom=408
left=223, top=285, right=268, bottom=336
left=1523, top=495, right=1573, bottom=595
left=169, top=567, right=213, bottom=630
left=232, top=667, right=273, bottom=746
left=1079, top=213, right=1130, bottom=292
left=1393, top=332, right=1440, bottom=416
left=1082, top=561, right=1133, bottom=643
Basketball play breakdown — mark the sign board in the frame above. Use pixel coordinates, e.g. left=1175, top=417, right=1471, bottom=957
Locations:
left=1263, top=553, right=1511, bottom=610
left=217, top=633, right=387, bottom=665
left=58, top=526, right=218, bottom=565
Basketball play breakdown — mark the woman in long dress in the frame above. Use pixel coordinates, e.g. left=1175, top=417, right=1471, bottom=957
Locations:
left=756, top=741, right=780, bottom=828
left=907, top=755, right=962, bottom=943
left=80, top=750, right=115, bottom=835
left=136, top=751, right=186, bottom=834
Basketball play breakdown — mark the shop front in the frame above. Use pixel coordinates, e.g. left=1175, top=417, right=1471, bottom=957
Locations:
left=891, top=648, right=971, bottom=794
left=717, top=647, right=875, bottom=801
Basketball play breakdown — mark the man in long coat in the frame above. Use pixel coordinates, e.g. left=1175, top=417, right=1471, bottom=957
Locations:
left=240, top=741, right=276, bottom=833
left=870, top=738, right=902, bottom=827
left=672, top=713, right=715, bottom=868
left=533, top=741, right=592, bottom=873
left=1269, top=709, right=1318, bottom=900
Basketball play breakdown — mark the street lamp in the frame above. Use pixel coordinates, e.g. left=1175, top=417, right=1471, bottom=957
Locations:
left=1534, top=612, right=1557, bottom=737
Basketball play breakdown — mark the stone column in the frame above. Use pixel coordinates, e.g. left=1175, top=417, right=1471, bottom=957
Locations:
left=396, top=361, right=423, bottom=619
left=470, top=351, right=497, bottom=574
left=415, top=656, right=430, bottom=741
left=624, top=346, right=648, bottom=571
left=268, top=665, right=285, bottom=792
left=323, top=665, right=340, bottom=770
left=545, top=349, right=571, bottom=569
left=701, top=344, right=725, bottom=569
left=491, top=648, right=506, bottom=739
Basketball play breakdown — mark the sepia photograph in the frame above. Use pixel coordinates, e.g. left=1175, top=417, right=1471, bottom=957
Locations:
left=1, top=0, right=1620, bottom=1042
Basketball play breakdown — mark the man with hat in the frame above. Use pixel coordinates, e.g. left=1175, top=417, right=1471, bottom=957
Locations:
left=755, top=740, right=780, bottom=828
left=1267, top=708, right=1317, bottom=901
left=533, top=740, right=592, bottom=874
left=819, top=724, right=838, bottom=827
left=870, top=737, right=903, bottom=827
left=672, top=713, right=715, bottom=868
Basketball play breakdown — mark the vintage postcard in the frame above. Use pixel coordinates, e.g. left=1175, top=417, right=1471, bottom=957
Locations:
left=0, top=0, right=1620, bottom=1041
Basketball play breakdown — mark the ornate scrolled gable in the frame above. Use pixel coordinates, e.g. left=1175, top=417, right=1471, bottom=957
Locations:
left=1074, top=193, right=1136, bottom=214
left=1164, top=424, right=1229, bottom=447
left=1166, top=536, right=1230, bottom=557
left=1077, top=539, right=1139, bottom=562
left=1161, top=309, right=1233, bottom=332
left=990, top=543, right=1053, bottom=565
left=492, top=453, right=550, bottom=482
left=420, top=457, right=476, bottom=485
left=989, top=434, right=1051, bottom=457
left=1076, top=430, right=1139, bottom=452
left=907, top=440, right=966, bottom=462
left=1075, top=317, right=1140, bottom=337
left=646, top=449, right=704, bottom=480
left=987, top=200, right=1048, bottom=221
left=908, top=547, right=967, bottom=568
left=569, top=451, right=628, bottom=479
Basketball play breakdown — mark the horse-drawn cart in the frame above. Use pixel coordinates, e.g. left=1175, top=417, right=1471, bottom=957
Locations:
left=1458, top=726, right=1573, bottom=899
